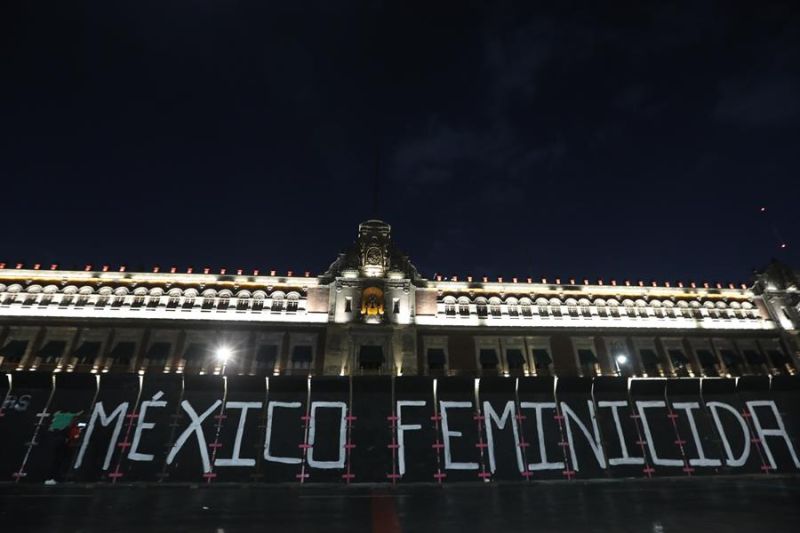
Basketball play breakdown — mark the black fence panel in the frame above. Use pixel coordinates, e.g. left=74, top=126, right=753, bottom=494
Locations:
left=72, top=373, right=140, bottom=482
left=592, top=376, right=650, bottom=479
left=629, top=379, right=687, bottom=477
left=0, top=372, right=53, bottom=482
left=262, top=376, right=309, bottom=483
left=393, top=377, right=437, bottom=483
left=436, top=376, right=484, bottom=482
left=555, top=377, right=608, bottom=479
left=116, top=373, right=184, bottom=482
left=700, top=378, right=764, bottom=475
left=214, top=375, right=268, bottom=482
left=163, top=375, right=225, bottom=483
left=738, top=376, right=797, bottom=473
left=350, top=376, right=393, bottom=483
left=517, top=377, right=569, bottom=480
left=477, top=377, right=526, bottom=481
left=25, top=373, right=97, bottom=483
left=769, top=376, right=800, bottom=473
left=305, top=377, right=350, bottom=483
left=664, top=379, right=721, bottom=476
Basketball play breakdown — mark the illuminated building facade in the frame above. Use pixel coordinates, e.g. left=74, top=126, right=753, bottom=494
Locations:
left=0, top=220, right=798, bottom=379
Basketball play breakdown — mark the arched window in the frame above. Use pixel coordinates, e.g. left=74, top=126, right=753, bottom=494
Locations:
left=443, top=296, right=457, bottom=317
left=457, top=297, right=471, bottom=316
left=488, top=297, right=502, bottom=317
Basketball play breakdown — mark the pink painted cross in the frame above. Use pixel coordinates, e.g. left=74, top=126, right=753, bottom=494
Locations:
left=431, top=440, right=445, bottom=450
left=345, top=443, right=357, bottom=450
left=341, top=473, right=356, bottom=481
left=386, top=473, right=401, bottom=481
left=117, top=441, right=131, bottom=449
left=298, top=443, right=311, bottom=449
left=433, top=470, right=447, bottom=482
left=208, top=442, right=223, bottom=449
left=643, top=466, right=655, bottom=477
left=520, top=470, right=533, bottom=479
left=477, top=470, right=491, bottom=480
left=682, top=466, right=695, bottom=474
left=562, top=469, right=576, bottom=479
left=296, top=471, right=310, bottom=481
left=108, top=471, right=124, bottom=481
left=517, top=440, right=530, bottom=448
left=202, top=472, right=217, bottom=480
left=674, top=439, right=686, bottom=446
left=475, top=441, right=488, bottom=449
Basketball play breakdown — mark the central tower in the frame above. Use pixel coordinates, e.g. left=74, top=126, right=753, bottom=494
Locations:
left=357, top=219, right=392, bottom=278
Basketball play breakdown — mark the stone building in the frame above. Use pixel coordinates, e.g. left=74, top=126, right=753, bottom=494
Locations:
left=1, top=220, right=798, bottom=379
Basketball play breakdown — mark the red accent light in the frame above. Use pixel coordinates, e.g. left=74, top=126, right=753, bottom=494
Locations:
left=638, top=281, right=644, bottom=287
left=467, top=276, right=473, bottom=282
left=569, top=278, right=575, bottom=285
left=34, top=263, right=41, bottom=270
left=611, top=280, right=617, bottom=286
left=253, top=269, right=259, bottom=276
left=270, top=270, right=276, bottom=276
left=598, top=279, right=603, bottom=285
left=203, top=268, right=210, bottom=274
left=690, top=282, right=697, bottom=288
left=102, top=265, right=109, bottom=272
left=715, top=283, right=722, bottom=289
left=512, top=277, right=517, bottom=283
left=0, top=263, right=5, bottom=269
left=220, top=268, right=227, bottom=275
left=119, top=266, right=126, bottom=272
left=555, top=278, right=561, bottom=285
left=236, top=269, right=243, bottom=275
left=187, top=267, right=193, bottom=274
left=85, top=265, right=92, bottom=271
left=678, top=282, right=684, bottom=288
left=665, top=281, right=671, bottom=287
left=498, top=277, right=503, bottom=283
left=153, top=266, right=160, bottom=273
left=527, top=277, right=532, bottom=284
left=16, top=263, right=23, bottom=269
left=287, top=270, right=293, bottom=277
left=482, top=276, right=488, bottom=283
left=170, top=267, right=177, bottom=274
left=541, top=278, right=547, bottom=284
left=703, top=282, right=709, bottom=288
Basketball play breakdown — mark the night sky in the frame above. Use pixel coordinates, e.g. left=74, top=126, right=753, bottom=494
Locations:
left=2, top=2, right=799, bottom=284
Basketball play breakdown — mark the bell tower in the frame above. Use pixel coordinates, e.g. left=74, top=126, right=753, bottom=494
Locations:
left=357, top=219, right=391, bottom=278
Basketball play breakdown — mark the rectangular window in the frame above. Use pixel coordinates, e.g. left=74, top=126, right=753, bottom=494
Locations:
left=291, top=345, right=313, bottom=370
left=256, top=345, right=279, bottom=373
left=695, top=349, right=719, bottom=376
left=0, top=340, right=29, bottom=364
left=532, top=348, right=552, bottom=376
left=345, top=297, right=352, bottom=313
left=667, top=349, right=690, bottom=377
left=506, top=348, right=526, bottom=374
left=359, top=345, right=385, bottom=372
left=479, top=348, right=499, bottom=372
left=639, top=349, right=660, bottom=376
left=110, top=342, right=136, bottom=366
left=73, top=341, right=101, bottom=365
left=427, top=348, right=446, bottom=373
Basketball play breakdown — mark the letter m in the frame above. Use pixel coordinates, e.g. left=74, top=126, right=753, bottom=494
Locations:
left=74, top=401, right=129, bottom=471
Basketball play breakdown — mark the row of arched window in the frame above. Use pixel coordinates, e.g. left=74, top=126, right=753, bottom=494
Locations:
left=0, top=284, right=303, bottom=314
left=441, top=295, right=760, bottom=320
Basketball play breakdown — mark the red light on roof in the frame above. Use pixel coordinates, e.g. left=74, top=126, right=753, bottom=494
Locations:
left=120, top=266, right=126, bottom=272
left=220, top=268, right=227, bottom=275
left=237, top=269, right=243, bottom=275
left=512, top=277, right=517, bottom=283
left=740, top=283, right=747, bottom=289
left=569, top=278, right=575, bottom=285
left=728, top=283, right=735, bottom=289
left=638, top=281, right=644, bottom=287
left=624, top=280, right=630, bottom=287
left=102, top=265, right=109, bottom=272
left=436, top=275, right=442, bottom=281
left=665, top=281, right=671, bottom=287
left=498, top=277, right=503, bottom=283
left=84, top=265, right=92, bottom=271
left=287, top=270, right=293, bottom=277
left=482, top=276, right=488, bottom=283
left=270, top=270, right=276, bottom=276
left=702, top=282, right=709, bottom=289
left=187, top=267, right=193, bottom=274
left=598, top=279, right=603, bottom=285
left=611, top=280, right=617, bottom=286
left=170, top=267, right=177, bottom=274
left=716, top=283, right=722, bottom=289
left=690, top=282, right=697, bottom=288
left=0, top=263, right=5, bottom=269
left=33, top=263, right=41, bottom=270
left=678, top=282, right=684, bottom=288
left=467, top=276, right=473, bottom=282
left=527, top=277, right=533, bottom=284
left=651, top=281, right=657, bottom=287
left=541, top=278, right=547, bottom=284
left=253, top=269, right=259, bottom=276
left=555, top=278, right=561, bottom=284
left=51, top=263, right=61, bottom=270
left=153, top=266, right=160, bottom=273
left=16, top=263, right=23, bottom=269
left=203, top=268, right=210, bottom=274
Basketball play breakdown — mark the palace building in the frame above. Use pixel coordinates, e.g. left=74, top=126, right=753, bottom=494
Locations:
left=1, top=220, right=798, bottom=379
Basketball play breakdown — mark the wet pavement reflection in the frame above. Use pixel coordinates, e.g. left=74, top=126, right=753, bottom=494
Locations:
left=1, top=477, right=798, bottom=532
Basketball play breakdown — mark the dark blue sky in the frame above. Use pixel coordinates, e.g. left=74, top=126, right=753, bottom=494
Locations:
left=2, top=1, right=798, bottom=283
